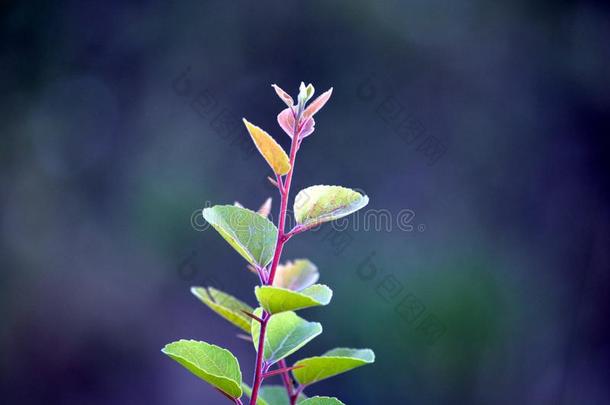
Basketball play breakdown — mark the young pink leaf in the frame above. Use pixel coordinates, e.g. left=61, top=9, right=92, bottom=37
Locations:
left=271, top=84, right=294, bottom=107
left=236, top=333, right=252, bottom=342
left=298, top=117, right=315, bottom=139
left=277, top=107, right=296, bottom=138
left=278, top=108, right=316, bottom=139
left=257, top=197, right=272, bottom=218
left=267, top=176, right=279, bottom=188
left=303, top=87, right=333, bottom=119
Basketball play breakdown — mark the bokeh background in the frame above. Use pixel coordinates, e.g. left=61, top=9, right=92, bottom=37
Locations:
left=2, top=1, right=610, bottom=404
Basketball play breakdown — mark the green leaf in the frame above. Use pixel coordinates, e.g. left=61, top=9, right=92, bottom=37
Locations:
left=251, top=308, right=322, bottom=364
left=243, top=118, right=291, bottom=175
left=273, top=259, right=319, bottom=291
left=255, top=284, right=332, bottom=314
left=162, top=340, right=242, bottom=398
left=242, top=384, right=308, bottom=405
left=191, top=287, right=254, bottom=333
left=298, top=82, right=315, bottom=106
left=293, top=348, right=375, bottom=386
left=261, top=386, right=308, bottom=405
left=299, top=397, right=345, bottom=405
left=294, top=185, right=369, bottom=227
left=306, top=84, right=315, bottom=99
left=202, top=205, right=278, bottom=266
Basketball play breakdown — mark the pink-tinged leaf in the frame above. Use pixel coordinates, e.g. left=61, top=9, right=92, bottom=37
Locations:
left=271, top=84, right=294, bottom=107
left=257, top=197, right=272, bottom=218
left=236, top=333, right=252, bottom=342
left=267, top=176, right=279, bottom=188
left=298, top=117, right=315, bottom=139
left=277, top=107, right=296, bottom=138
left=303, top=87, right=333, bottom=119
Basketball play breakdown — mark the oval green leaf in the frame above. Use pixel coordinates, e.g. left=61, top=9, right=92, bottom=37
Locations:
left=300, top=397, right=345, bottom=405
left=243, top=118, right=291, bottom=175
left=294, top=185, right=369, bottom=227
left=202, top=205, right=278, bottom=266
left=191, top=287, right=254, bottom=333
left=273, top=259, right=319, bottom=291
left=293, top=348, right=375, bottom=386
left=162, top=340, right=242, bottom=398
left=251, top=308, right=322, bottom=365
left=255, top=284, right=332, bottom=314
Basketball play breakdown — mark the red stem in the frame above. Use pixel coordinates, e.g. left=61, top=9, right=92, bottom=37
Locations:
left=278, top=359, right=295, bottom=399
left=290, top=385, right=305, bottom=405
left=250, top=108, right=301, bottom=405
left=267, top=133, right=298, bottom=285
left=249, top=312, right=268, bottom=404
left=240, top=310, right=264, bottom=324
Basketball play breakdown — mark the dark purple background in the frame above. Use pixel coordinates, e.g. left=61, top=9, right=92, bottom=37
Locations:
left=1, top=1, right=609, bottom=404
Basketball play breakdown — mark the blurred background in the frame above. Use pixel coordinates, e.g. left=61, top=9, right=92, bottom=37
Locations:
left=2, top=1, right=609, bottom=404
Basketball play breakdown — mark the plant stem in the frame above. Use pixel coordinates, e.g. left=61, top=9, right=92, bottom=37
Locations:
left=290, top=385, right=305, bottom=405
left=278, top=359, right=295, bottom=399
left=268, top=108, right=301, bottom=285
left=249, top=313, right=268, bottom=404
left=250, top=110, right=301, bottom=405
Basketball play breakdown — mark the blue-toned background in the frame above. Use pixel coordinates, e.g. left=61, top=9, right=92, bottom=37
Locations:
left=2, top=1, right=609, bottom=404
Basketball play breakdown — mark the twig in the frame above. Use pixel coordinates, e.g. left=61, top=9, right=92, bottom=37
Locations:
left=240, top=310, right=264, bottom=324
left=262, top=364, right=304, bottom=379
left=278, top=359, right=295, bottom=399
